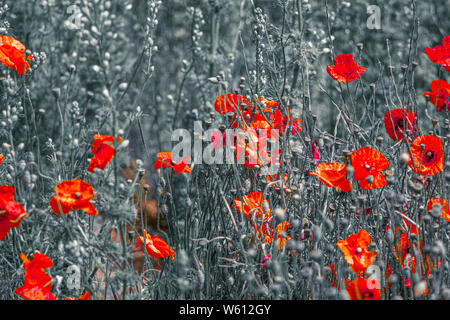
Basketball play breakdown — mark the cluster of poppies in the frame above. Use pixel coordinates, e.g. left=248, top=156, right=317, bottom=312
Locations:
left=0, top=132, right=178, bottom=299
left=423, top=36, right=450, bottom=112
left=335, top=229, right=380, bottom=300
left=212, top=93, right=302, bottom=168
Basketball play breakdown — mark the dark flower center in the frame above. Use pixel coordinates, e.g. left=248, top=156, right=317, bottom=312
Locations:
left=425, top=151, right=434, bottom=161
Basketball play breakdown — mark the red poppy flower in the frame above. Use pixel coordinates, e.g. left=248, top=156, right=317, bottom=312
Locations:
left=408, top=135, right=443, bottom=176
left=346, top=278, right=381, bottom=300
left=154, top=152, right=192, bottom=174
left=327, top=54, right=367, bottom=83
left=49, top=179, right=99, bottom=216
left=0, top=154, right=3, bottom=164
left=234, top=129, right=271, bottom=168
left=422, top=80, right=450, bottom=112
left=15, top=252, right=56, bottom=300
left=0, top=35, right=33, bottom=75
left=336, top=229, right=377, bottom=273
left=234, top=192, right=272, bottom=222
left=249, top=113, right=277, bottom=138
left=135, top=229, right=175, bottom=260
left=214, top=93, right=250, bottom=114
left=427, top=198, right=450, bottom=222
left=351, top=147, right=389, bottom=190
left=384, top=108, right=417, bottom=142
left=88, top=134, right=122, bottom=173
left=309, top=162, right=352, bottom=192
left=0, top=186, right=28, bottom=240
left=424, top=35, right=450, bottom=72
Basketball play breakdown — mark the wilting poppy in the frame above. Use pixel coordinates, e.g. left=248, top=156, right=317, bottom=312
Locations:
left=309, top=162, right=352, bottom=192
left=154, top=152, right=192, bottom=175
left=346, top=278, right=381, bottom=300
left=88, top=134, right=122, bottom=173
left=351, top=147, right=389, bottom=190
left=15, top=252, right=56, bottom=300
left=384, top=108, right=417, bottom=142
left=234, top=192, right=272, bottom=222
left=408, top=135, right=443, bottom=176
left=327, top=54, right=367, bottom=83
left=0, top=35, right=33, bottom=75
left=135, top=228, right=175, bottom=260
left=427, top=198, right=450, bottom=222
left=49, top=179, right=99, bottom=216
left=0, top=186, right=28, bottom=240
left=424, top=35, right=450, bottom=72
left=422, top=80, right=450, bottom=112
left=336, top=229, right=377, bottom=273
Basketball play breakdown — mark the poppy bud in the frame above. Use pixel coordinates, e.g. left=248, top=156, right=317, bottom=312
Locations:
left=385, top=229, right=394, bottom=243
left=52, top=87, right=61, bottom=99
left=400, top=153, right=409, bottom=164
left=208, top=77, right=219, bottom=84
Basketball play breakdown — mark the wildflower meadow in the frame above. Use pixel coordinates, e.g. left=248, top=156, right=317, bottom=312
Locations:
left=0, top=0, right=449, bottom=305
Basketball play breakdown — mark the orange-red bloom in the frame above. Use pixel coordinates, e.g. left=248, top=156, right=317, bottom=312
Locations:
left=384, top=108, right=417, bottom=142
left=346, top=278, right=381, bottom=300
left=327, top=54, right=367, bottom=83
left=214, top=93, right=250, bottom=114
left=49, top=179, right=99, bottom=216
left=88, top=134, right=122, bottom=173
left=0, top=35, right=33, bottom=75
left=427, top=198, right=450, bottom=222
left=0, top=186, right=28, bottom=240
left=16, top=252, right=91, bottom=300
left=336, top=229, right=377, bottom=273
left=234, top=192, right=272, bottom=222
left=408, top=135, right=443, bottom=176
left=135, top=229, right=175, bottom=260
left=423, top=80, right=450, bottom=112
left=15, top=252, right=56, bottom=300
left=0, top=154, right=3, bottom=164
left=154, top=152, right=192, bottom=174
left=273, top=221, right=291, bottom=250
left=351, top=147, right=389, bottom=190
left=309, top=162, right=352, bottom=192
left=424, top=35, right=450, bottom=72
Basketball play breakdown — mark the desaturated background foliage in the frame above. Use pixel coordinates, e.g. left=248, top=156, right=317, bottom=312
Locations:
left=0, top=0, right=448, bottom=300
